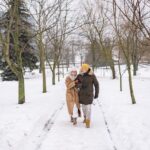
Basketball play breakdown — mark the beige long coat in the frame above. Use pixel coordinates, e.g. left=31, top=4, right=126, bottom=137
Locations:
left=65, top=76, right=80, bottom=115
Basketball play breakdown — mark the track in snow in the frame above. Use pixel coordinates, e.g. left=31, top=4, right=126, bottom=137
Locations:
left=35, top=103, right=64, bottom=150
left=16, top=102, right=65, bottom=150
left=96, top=99, right=118, bottom=150
left=17, top=100, right=118, bottom=150
left=39, top=103, right=117, bottom=150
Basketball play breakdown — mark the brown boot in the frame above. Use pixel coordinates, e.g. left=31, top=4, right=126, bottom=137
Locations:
left=73, top=118, right=77, bottom=125
left=83, top=116, right=86, bottom=123
left=85, top=119, right=90, bottom=128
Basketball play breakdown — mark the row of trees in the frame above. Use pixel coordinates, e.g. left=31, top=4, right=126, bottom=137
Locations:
left=0, top=0, right=150, bottom=105
left=77, top=0, right=150, bottom=104
left=0, top=0, right=79, bottom=104
left=112, top=0, right=150, bottom=104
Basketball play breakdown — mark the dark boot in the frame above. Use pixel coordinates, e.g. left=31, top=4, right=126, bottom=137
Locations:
left=73, top=118, right=77, bottom=125
left=78, top=109, right=81, bottom=117
left=70, top=116, right=74, bottom=122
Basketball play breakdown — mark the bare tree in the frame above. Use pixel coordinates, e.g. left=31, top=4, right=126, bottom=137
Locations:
left=113, top=0, right=150, bottom=40
left=30, top=0, right=60, bottom=92
left=113, top=0, right=149, bottom=75
left=46, top=0, right=76, bottom=85
left=112, top=0, right=136, bottom=104
left=0, top=0, right=25, bottom=104
left=80, top=0, right=116, bottom=78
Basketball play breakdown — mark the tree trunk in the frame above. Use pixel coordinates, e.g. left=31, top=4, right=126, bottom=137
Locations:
left=132, top=30, right=138, bottom=76
left=118, top=61, right=122, bottom=91
left=52, top=68, right=56, bottom=85
left=91, top=43, right=96, bottom=72
left=132, top=48, right=138, bottom=76
left=57, top=63, right=60, bottom=82
left=17, top=55, right=25, bottom=103
left=110, top=63, right=116, bottom=79
left=39, top=34, right=47, bottom=93
left=104, top=49, right=116, bottom=79
left=39, top=57, right=42, bottom=73
left=42, top=60, right=47, bottom=93
left=109, top=52, right=116, bottom=79
left=127, top=64, right=136, bottom=104
left=15, top=0, right=25, bottom=103
left=18, top=73, right=25, bottom=104
left=133, top=61, right=138, bottom=76
left=66, top=62, right=69, bottom=72
left=62, top=63, right=65, bottom=78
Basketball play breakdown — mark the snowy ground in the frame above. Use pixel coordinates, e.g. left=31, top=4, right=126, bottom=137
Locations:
left=0, top=66, right=150, bottom=150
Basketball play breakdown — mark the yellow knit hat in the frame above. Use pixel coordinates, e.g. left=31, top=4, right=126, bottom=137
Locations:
left=81, top=64, right=90, bottom=72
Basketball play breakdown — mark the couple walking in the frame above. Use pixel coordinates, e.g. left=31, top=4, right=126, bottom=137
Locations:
left=65, top=64, right=99, bottom=128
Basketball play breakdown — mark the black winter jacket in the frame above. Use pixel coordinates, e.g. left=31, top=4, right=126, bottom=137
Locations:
left=76, top=69, right=99, bottom=105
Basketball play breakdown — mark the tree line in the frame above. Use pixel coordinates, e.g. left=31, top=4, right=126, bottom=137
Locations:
left=0, top=0, right=150, bottom=105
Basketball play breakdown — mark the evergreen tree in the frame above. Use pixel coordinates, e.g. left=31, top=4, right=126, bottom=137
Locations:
left=0, top=0, right=38, bottom=81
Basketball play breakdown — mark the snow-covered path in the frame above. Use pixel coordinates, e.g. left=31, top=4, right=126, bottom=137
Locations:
left=39, top=103, right=115, bottom=150
left=16, top=102, right=65, bottom=150
left=1, top=67, right=150, bottom=150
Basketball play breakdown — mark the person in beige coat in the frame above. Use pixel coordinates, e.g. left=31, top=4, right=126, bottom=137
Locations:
left=65, top=68, right=81, bottom=125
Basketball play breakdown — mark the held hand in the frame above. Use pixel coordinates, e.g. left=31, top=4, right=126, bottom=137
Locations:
left=75, top=80, right=78, bottom=84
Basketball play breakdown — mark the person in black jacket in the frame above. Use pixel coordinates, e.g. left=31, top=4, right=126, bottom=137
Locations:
left=75, top=64, right=99, bottom=128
